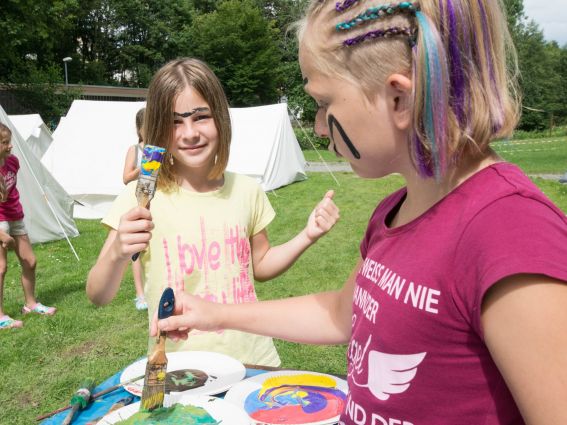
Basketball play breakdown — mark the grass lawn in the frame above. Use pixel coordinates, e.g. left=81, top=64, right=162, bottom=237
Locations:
left=492, top=136, right=567, bottom=174
left=1, top=139, right=565, bottom=424
left=303, top=135, right=567, bottom=175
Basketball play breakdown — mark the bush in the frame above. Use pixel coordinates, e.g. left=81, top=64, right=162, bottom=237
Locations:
left=294, top=126, right=329, bottom=150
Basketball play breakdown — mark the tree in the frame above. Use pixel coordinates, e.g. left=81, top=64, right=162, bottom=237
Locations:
left=254, top=0, right=316, bottom=122
left=189, top=0, right=282, bottom=106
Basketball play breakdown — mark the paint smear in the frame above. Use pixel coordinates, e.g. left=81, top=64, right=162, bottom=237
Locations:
left=140, top=145, right=166, bottom=176
left=117, top=403, right=218, bottom=424
left=244, top=374, right=346, bottom=424
left=165, top=369, right=210, bottom=394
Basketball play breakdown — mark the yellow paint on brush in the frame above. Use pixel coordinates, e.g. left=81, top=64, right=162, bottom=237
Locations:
left=259, top=374, right=337, bottom=397
left=141, top=391, right=165, bottom=411
left=142, top=160, right=163, bottom=172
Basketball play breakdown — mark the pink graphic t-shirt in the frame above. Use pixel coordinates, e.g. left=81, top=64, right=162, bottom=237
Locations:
left=0, top=155, right=24, bottom=221
left=341, top=163, right=567, bottom=425
left=104, top=172, right=281, bottom=366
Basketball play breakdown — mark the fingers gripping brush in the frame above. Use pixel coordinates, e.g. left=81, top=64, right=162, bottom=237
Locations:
left=140, top=287, right=175, bottom=411
left=132, top=145, right=166, bottom=261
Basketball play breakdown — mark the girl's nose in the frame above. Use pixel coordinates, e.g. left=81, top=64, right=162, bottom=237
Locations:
left=314, top=108, right=329, bottom=138
left=180, top=120, right=199, bottom=139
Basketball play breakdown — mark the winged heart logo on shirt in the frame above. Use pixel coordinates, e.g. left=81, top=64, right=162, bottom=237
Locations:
left=351, top=350, right=426, bottom=401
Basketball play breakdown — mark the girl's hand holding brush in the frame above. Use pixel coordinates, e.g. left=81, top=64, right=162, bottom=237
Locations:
left=110, top=206, right=154, bottom=261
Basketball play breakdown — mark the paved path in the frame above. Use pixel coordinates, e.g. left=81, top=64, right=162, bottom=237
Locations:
left=306, top=162, right=565, bottom=182
left=305, top=161, right=352, bottom=172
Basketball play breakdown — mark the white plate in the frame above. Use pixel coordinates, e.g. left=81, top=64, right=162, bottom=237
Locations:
left=120, top=351, right=246, bottom=397
left=224, top=370, right=348, bottom=425
left=97, top=394, right=251, bottom=424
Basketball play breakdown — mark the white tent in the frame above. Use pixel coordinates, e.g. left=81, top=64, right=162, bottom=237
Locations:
left=42, top=100, right=146, bottom=219
left=8, top=114, right=53, bottom=159
left=0, top=105, right=79, bottom=252
left=228, top=103, right=306, bottom=191
left=43, top=100, right=306, bottom=219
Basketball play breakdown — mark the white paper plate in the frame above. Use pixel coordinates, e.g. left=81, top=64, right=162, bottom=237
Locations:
left=120, top=351, right=246, bottom=397
left=97, top=394, right=250, bottom=424
left=224, top=370, right=348, bottom=425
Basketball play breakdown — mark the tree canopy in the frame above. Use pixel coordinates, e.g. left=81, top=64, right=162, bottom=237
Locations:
left=0, top=0, right=565, bottom=130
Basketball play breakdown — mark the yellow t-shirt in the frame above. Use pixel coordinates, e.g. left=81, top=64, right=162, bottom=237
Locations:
left=103, top=172, right=281, bottom=367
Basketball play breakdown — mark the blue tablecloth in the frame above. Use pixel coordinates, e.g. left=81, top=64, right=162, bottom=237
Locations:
left=42, top=367, right=268, bottom=424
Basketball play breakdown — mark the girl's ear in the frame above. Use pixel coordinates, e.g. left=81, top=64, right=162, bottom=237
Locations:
left=385, top=74, right=412, bottom=130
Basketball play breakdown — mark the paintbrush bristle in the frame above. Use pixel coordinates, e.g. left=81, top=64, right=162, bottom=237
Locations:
left=140, top=335, right=168, bottom=411
left=135, top=145, right=166, bottom=207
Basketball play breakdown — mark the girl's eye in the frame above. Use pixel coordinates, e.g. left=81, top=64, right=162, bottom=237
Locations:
left=194, top=115, right=210, bottom=121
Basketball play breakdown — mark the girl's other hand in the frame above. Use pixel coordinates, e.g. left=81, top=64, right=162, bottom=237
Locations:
left=150, top=291, right=223, bottom=342
left=0, top=233, right=14, bottom=249
left=306, top=190, right=339, bottom=242
left=112, top=206, right=154, bottom=260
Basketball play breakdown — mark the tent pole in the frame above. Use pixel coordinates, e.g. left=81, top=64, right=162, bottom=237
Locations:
left=289, top=110, right=340, bottom=187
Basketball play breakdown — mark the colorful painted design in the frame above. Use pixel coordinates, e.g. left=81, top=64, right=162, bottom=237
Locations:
left=116, top=403, right=219, bottom=424
left=140, top=145, right=166, bottom=177
left=244, top=374, right=346, bottom=424
left=165, top=369, right=210, bottom=393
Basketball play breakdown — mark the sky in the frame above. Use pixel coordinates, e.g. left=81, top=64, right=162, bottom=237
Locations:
left=523, top=0, right=567, bottom=46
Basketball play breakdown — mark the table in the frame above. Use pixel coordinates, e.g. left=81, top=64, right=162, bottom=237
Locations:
left=40, top=364, right=278, bottom=424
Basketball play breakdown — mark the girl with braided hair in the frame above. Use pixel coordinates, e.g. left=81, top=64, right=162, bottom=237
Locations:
left=152, top=1, right=567, bottom=423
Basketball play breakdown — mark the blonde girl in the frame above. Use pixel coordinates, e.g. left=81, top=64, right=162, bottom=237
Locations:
left=153, top=2, right=567, bottom=423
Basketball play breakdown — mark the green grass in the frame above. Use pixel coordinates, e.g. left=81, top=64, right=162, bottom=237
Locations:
left=302, top=149, right=347, bottom=163
left=492, top=136, right=567, bottom=174
left=0, top=146, right=565, bottom=423
left=303, top=135, right=567, bottom=174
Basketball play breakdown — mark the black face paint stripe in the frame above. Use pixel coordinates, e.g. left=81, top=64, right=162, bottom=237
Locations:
left=328, top=114, right=360, bottom=159
left=303, top=77, right=308, bottom=86
left=174, top=107, right=209, bottom=118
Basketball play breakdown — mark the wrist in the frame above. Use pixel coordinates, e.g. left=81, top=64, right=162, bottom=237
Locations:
left=302, top=227, right=318, bottom=245
left=214, top=302, right=229, bottom=330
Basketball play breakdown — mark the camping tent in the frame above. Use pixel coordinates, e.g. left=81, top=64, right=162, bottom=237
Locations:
left=42, top=100, right=306, bottom=219
left=8, top=114, right=53, bottom=159
left=228, top=103, right=306, bottom=191
left=42, top=100, right=146, bottom=219
left=0, top=105, right=79, bottom=248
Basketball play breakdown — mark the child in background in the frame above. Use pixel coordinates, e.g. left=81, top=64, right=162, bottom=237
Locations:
left=87, top=58, right=339, bottom=366
left=152, top=1, right=567, bottom=423
left=0, top=122, right=56, bottom=330
left=122, top=107, right=147, bottom=310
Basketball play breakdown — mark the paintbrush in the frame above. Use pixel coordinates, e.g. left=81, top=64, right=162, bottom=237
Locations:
left=140, top=287, right=175, bottom=411
left=131, top=144, right=166, bottom=261
left=35, top=374, right=145, bottom=421
left=61, top=378, right=95, bottom=425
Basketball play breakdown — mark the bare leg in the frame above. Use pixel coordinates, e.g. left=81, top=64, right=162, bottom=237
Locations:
left=132, top=259, right=145, bottom=299
left=0, top=245, right=7, bottom=317
left=13, top=234, right=37, bottom=307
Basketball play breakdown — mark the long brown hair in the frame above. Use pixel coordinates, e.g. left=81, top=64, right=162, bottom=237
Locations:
left=144, top=58, right=232, bottom=192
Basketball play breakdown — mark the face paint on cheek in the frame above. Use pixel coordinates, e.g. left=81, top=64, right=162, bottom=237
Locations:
left=328, top=114, right=361, bottom=159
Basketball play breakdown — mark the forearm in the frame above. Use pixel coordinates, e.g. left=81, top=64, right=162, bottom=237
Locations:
left=253, top=229, right=313, bottom=281
left=86, top=242, right=129, bottom=306
left=218, top=290, right=352, bottom=344
left=123, top=168, right=139, bottom=185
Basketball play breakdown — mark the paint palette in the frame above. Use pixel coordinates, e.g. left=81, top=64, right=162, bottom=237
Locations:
left=97, top=394, right=250, bottom=424
left=120, top=351, right=246, bottom=398
left=224, top=370, right=348, bottom=425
